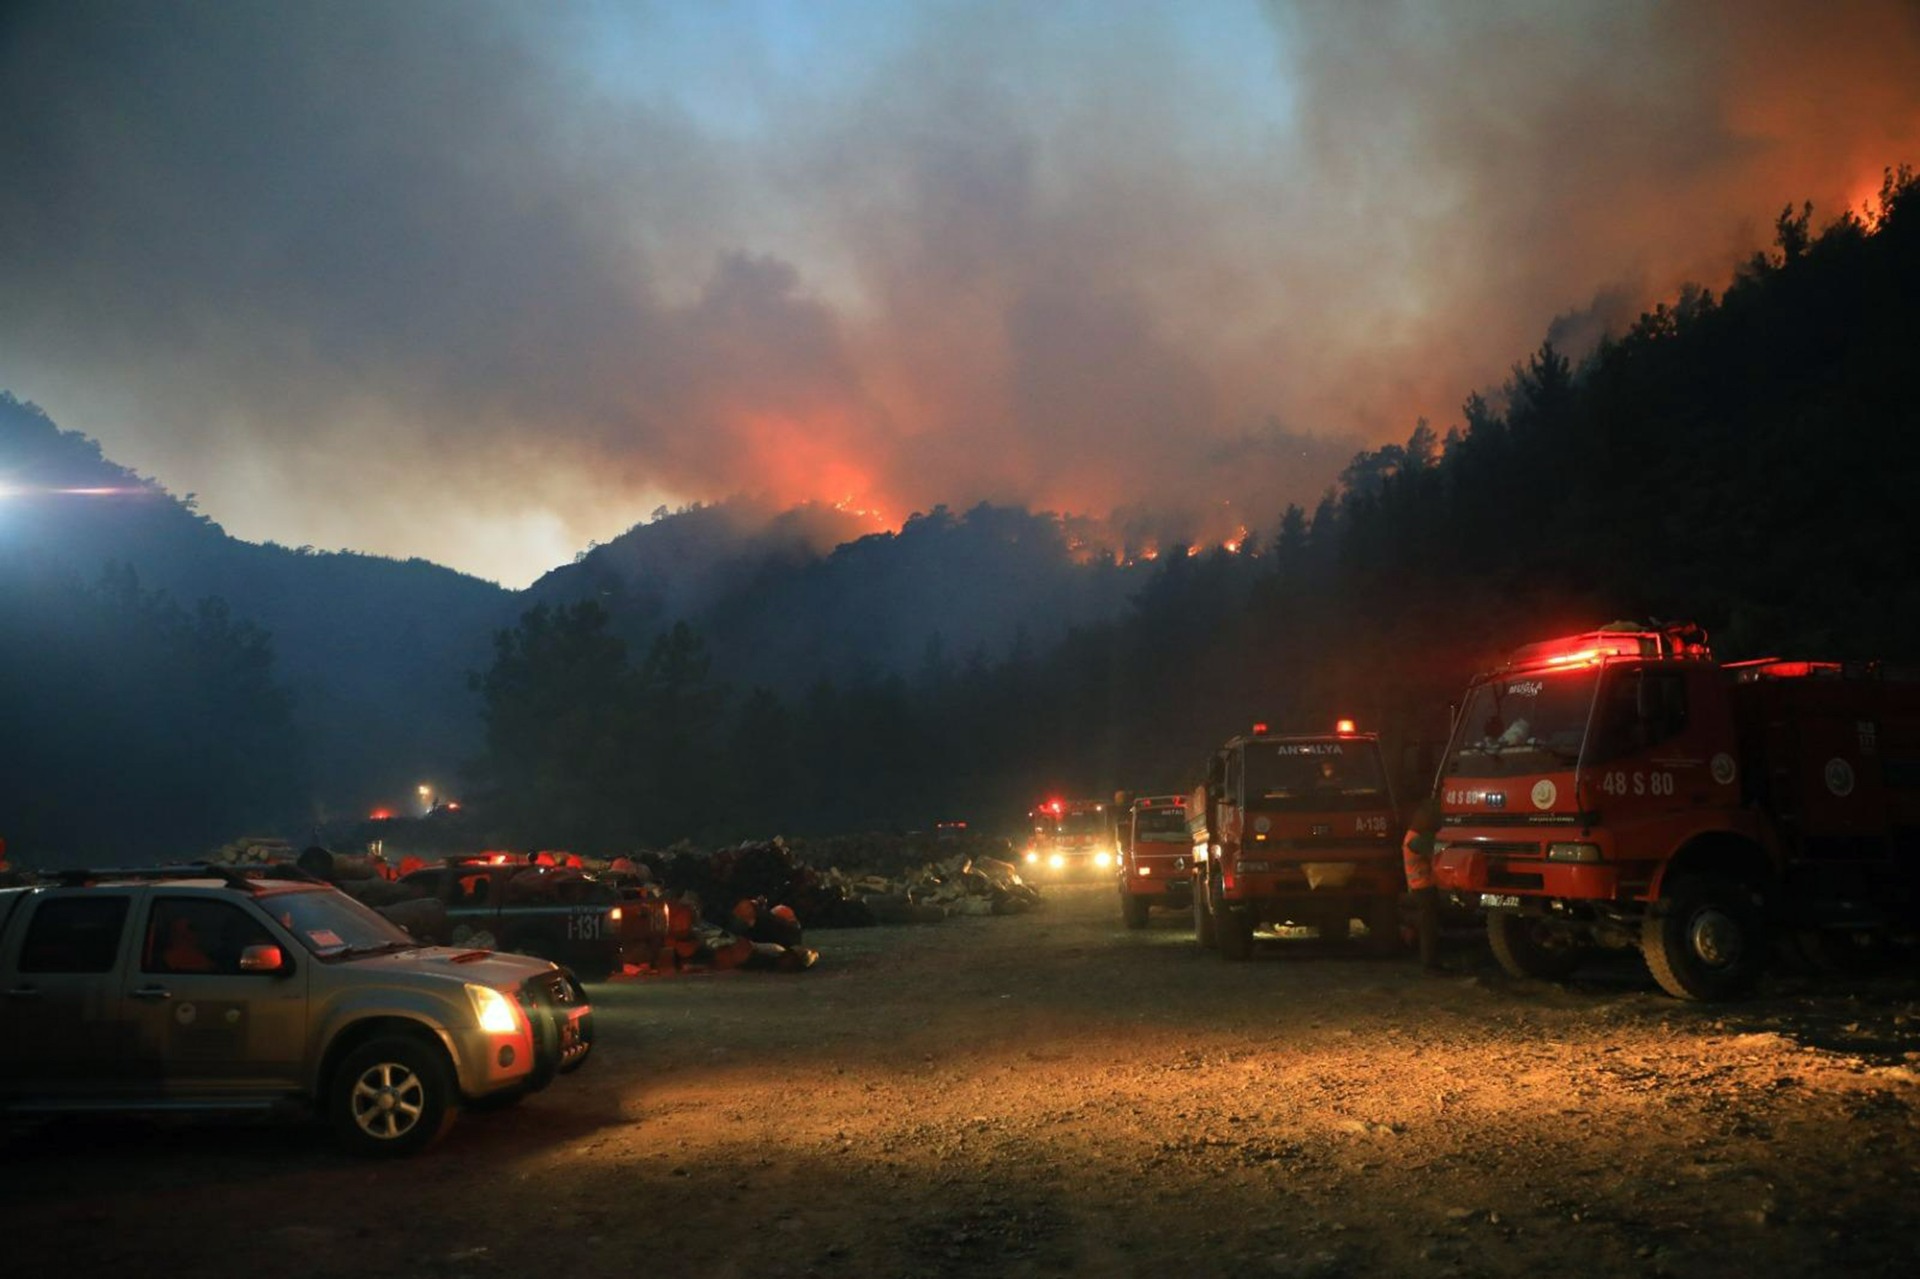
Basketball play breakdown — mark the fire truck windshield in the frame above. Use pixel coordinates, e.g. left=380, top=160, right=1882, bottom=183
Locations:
left=1242, top=743, right=1387, bottom=810
left=1133, top=809, right=1189, bottom=840
left=1049, top=811, right=1107, bottom=837
left=1445, top=668, right=1598, bottom=778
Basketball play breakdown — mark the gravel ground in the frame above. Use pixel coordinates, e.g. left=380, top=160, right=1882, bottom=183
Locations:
left=6, top=880, right=1920, bottom=1277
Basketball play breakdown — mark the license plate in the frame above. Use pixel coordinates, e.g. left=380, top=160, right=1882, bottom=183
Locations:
left=1480, top=893, right=1522, bottom=910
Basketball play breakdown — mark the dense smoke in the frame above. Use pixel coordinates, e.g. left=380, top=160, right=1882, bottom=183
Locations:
left=1, top=1, right=1914, bottom=583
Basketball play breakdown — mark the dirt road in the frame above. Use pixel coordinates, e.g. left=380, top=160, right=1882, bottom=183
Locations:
left=6, top=881, right=1920, bottom=1277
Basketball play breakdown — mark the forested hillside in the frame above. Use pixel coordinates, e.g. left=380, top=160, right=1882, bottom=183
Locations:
left=0, top=397, right=511, bottom=858
left=462, top=168, right=1920, bottom=852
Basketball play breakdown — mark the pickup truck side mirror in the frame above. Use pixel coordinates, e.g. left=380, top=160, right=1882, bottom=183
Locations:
left=239, top=943, right=292, bottom=975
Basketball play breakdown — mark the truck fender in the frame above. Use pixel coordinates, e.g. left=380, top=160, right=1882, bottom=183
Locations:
left=309, top=992, right=466, bottom=1096
left=312, top=1012, right=461, bottom=1102
left=1646, top=832, right=1773, bottom=909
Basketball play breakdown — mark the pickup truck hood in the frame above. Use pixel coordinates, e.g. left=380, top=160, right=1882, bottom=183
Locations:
left=349, top=946, right=562, bottom=988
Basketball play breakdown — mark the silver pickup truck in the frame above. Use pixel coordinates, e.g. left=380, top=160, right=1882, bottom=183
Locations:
left=0, top=864, right=593, bottom=1156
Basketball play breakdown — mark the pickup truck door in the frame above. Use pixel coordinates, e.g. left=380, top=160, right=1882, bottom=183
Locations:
left=123, top=896, right=310, bottom=1097
left=0, top=890, right=138, bottom=1098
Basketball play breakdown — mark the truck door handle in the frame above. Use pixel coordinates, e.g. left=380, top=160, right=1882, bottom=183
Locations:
left=129, top=986, right=173, bottom=1001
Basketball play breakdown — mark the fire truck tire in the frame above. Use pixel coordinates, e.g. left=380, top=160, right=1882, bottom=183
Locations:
left=1487, top=913, right=1583, bottom=983
left=1216, top=906, right=1254, bottom=960
left=1194, top=879, right=1217, bottom=948
left=1642, top=875, right=1767, bottom=1001
left=1122, top=894, right=1151, bottom=929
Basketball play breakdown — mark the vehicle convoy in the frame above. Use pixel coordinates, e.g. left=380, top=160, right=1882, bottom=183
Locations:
left=1429, top=622, right=1920, bottom=1000
left=395, top=854, right=635, bottom=981
left=1022, top=798, right=1118, bottom=879
left=1117, top=794, right=1196, bottom=927
left=1191, top=722, right=1403, bottom=960
left=0, top=864, right=593, bottom=1156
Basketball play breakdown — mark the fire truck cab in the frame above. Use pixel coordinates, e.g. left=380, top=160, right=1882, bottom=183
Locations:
left=1191, top=722, right=1402, bottom=960
left=1117, top=794, right=1195, bottom=927
left=1431, top=622, right=1920, bottom=999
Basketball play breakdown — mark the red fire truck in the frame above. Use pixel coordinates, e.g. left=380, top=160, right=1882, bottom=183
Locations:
left=1022, top=798, right=1118, bottom=879
left=1117, top=794, right=1196, bottom=927
left=1430, top=622, right=1920, bottom=999
left=1191, top=722, right=1403, bottom=960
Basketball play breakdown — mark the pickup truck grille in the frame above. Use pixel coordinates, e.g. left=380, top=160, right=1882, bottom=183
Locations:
left=517, top=970, right=593, bottom=1074
left=521, top=969, right=579, bottom=1009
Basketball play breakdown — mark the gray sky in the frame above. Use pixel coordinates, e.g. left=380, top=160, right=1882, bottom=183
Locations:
left=3, top=1, right=1915, bottom=585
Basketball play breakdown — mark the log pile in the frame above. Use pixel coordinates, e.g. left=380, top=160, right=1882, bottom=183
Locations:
left=637, top=836, right=1043, bottom=930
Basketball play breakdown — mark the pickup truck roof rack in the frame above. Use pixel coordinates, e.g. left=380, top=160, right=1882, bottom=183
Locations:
left=52, top=861, right=325, bottom=891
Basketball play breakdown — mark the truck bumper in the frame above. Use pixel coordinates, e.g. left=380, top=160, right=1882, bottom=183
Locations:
left=1120, top=872, right=1192, bottom=903
left=1432, top=847, right=1622, bottom=901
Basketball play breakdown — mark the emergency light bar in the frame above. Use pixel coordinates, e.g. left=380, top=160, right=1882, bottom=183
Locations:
left=1334, top=718, right=1357, bottom=734
left=1506, top=623, right=1712, bottom=672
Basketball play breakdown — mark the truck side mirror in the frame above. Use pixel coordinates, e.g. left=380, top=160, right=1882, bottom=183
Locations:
left=240, top=943, right=291, bottom=975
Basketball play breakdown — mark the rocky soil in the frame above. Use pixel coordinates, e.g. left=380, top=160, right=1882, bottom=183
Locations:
left=6, top=881, right=1920, bottom=1277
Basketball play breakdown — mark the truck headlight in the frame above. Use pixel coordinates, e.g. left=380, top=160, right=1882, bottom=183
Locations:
left=466, top=984, right=524, bottom=1036
left=1546, top=842, right=1602, bottom=863
left=1093, top=851, right=1114, bottom=869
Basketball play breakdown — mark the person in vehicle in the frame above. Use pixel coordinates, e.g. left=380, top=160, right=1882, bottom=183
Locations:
left=162, top=916, right=216, bottom=972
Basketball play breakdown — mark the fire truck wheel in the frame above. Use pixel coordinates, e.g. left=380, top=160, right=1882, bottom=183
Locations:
left=1122, top=894, right=1151, bottom=929
left=1642, top=875, right=1767, bottom=1001
left=1487, top=912, right=1583, bottom=983
left=1193, top=879, right=1217, bottom=948
left=1216, top=906, right=1254, bottom=960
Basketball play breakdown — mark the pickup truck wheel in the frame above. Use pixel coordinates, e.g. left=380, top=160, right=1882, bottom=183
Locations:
left=1642, top=875, right=1767, bottom=1001
left=330, top=1035, right=457, bottom=1158
left=1487, top=912, right=1583, bottom=982
left=1193, top=877, right=1217, bottom=949
left=1215, top=905, right=1254, bottom=961
left=1121, top=894, right=1151, bottom=930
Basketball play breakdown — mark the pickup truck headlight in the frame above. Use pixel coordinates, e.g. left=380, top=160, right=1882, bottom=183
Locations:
left=466, top=983, right=524, bottom=1036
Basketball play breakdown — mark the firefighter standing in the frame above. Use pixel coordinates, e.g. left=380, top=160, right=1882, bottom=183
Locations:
left=1402, top=797, right=1443, bottom=969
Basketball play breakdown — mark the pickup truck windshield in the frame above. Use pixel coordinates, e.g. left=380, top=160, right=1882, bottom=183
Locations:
left=1445, top=668, right=1598, bottom=779
left=265, top=887, right=418, bottom=957
left=1243, top=742, right=1387, bottom=811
